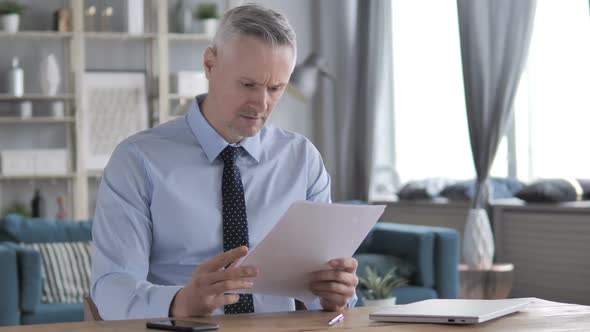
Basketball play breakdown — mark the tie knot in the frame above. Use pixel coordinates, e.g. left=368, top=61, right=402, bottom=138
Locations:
left=220, top=146, right=242, bottom=164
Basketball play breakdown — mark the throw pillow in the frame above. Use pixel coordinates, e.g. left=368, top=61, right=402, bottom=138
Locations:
left=21, top=241, right=92, bottom=304
left=440, top=177, right=523, bottom=201
left=397, top=178, right=456, bottom=200
left=515, top=179, right=590, bottom=203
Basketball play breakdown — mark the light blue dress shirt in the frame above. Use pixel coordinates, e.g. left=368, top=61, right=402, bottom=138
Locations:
left=91, top=95, right=356, bottom=320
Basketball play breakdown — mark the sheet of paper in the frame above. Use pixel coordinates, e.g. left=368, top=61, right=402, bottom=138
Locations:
left=232, top=201, right=385, bottom=303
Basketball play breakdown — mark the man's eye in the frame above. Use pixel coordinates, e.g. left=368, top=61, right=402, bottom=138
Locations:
left=241, top=82, right=255, bottom=88
left=269, top=86, right=282, bottom=93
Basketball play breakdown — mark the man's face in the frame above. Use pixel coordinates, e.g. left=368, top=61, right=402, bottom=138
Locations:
left=203, top=35, right=295, bottom=143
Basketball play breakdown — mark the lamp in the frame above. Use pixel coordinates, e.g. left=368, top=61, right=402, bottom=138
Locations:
left=287, top=53, right=335, bottom=101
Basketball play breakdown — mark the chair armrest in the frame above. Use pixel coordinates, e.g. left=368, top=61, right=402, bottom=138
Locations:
left=430, top=227, right=460, bottom=299
left=16, top=246, right=42, bottom=312
left=357, top=222, right=435, bottom=288
left=0, top=243, right=20, bottom=326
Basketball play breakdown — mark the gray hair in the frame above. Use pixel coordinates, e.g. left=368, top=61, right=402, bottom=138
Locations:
left=212, top=4, right=297, bottom=53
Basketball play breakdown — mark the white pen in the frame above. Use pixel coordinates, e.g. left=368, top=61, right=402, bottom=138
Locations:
left=328, top=313, right=344, bottom=326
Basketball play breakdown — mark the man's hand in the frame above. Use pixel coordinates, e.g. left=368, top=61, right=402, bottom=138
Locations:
left=309, top=257, right=359, bottom=311
left=171, top=246, right=258, bottom=317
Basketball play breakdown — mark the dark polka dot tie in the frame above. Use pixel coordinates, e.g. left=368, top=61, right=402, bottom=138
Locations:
left=220, top=146, right=255, bottom=314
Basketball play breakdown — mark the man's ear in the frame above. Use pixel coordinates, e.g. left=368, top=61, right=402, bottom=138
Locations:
left=203, top=47, right=217, bottom=80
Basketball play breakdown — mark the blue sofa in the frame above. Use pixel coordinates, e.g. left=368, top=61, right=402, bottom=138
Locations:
left=0, top=215, right=92, bottom=326
left=354, top=222, right=460, bottom=305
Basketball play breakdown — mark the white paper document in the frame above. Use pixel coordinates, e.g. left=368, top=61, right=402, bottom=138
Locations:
left=233, top=201, right=385, bottom=303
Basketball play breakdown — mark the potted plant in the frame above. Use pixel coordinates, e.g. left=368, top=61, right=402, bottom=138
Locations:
left=358, top=265, right=407, bottom=306
left=0, top=1, right=25, bottom=33
left=193, top=3, right=219, bottom=36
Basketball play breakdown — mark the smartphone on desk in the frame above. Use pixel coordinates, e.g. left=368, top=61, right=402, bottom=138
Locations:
left=146, top=320, right=219, bottom=332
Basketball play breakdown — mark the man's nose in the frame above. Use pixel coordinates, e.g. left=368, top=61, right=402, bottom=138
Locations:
left=250, top=88, right=269, bottom=112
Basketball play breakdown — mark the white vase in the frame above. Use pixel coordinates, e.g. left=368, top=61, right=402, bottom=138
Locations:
left=0, top=14, right=19, bottom=33
left=363, top=297, right=397, bottom=307
left=201, top=18, right=219, bottom=36
left=40, top=54, right=61, bottom=96
left=463, top=208, right=495, bottom=269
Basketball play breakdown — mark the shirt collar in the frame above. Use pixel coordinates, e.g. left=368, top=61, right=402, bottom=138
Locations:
left=187, top=94, right=262, bottom=163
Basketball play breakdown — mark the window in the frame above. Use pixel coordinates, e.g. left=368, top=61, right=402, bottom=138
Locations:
left=388, top=0, right=508, bottom=186
left=372, top=0, right=589, bottom=200
left=513, top=0, right=590, bottom=180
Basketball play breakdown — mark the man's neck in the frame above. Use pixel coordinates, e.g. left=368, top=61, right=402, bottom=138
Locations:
left=200, top=96, right=243, bottom=144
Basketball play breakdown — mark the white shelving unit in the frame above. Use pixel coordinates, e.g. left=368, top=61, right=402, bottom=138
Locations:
left=0, top=0, right=226, bottom=219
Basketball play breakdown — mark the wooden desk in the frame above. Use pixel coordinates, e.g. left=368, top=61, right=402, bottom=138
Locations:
left=2, top=299, right=589, bottom=332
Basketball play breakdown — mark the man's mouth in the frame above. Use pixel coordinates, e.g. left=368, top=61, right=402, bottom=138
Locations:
left=241, top=115, right=263, bottom=120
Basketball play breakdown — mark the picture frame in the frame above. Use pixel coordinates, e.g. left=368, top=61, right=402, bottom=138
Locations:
left=82, top=71, right=148, bottom=171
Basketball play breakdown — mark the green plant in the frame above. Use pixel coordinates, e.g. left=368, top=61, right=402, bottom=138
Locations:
left=0, top=1, right=26, bottom=15
left=194, top=3, right=218, bottom=20
left=2, top=202, right=30, bottom=217
left=358, top=265, right=407, bottom=300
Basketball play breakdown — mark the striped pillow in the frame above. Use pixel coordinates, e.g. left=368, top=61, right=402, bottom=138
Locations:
left=22, top=242, right=92, bottom=304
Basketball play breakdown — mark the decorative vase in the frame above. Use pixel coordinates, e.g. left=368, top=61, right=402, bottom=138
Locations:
left=201, top=18, right=219, bottom=36
left=40, top=54, right=61, bottom=96
left=0, top=14, right=20, bottom=33
left=175, top=2, right=192, bottom=33
left=463, top=208, right=495, bottom=269
left=363, top=297, right=397, bottom=307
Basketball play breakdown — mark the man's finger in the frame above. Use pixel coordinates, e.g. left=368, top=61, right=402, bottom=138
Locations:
left=310, top=281, right=354, bottom=296
left=328, top=257, right=358, bottom=273
left=198, top=246, right=249, bottom=273
left=314, top=291, right=349, bottom=307
left=207, top=278, right=254, bottom=296
left=200, top=266, right=258, bottom=286
left=211, top=294, right=241, bottom=308
left=309, top=270, right=358, bottom=287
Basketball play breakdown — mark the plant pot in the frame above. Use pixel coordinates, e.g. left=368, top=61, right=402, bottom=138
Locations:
left=200, top=18, right=218, bottom=36
left=1, top=14, right=20, bottom=33
left=363, top=297, right=397, bottom=307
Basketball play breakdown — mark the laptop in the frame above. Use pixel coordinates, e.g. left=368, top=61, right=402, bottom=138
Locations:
left=370, top=298, right=534, bottom=324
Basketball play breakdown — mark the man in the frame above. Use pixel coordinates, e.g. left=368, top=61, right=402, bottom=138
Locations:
left=91, top=4, right=358, bottom=319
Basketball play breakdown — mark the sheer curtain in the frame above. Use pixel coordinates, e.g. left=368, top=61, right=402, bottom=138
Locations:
left=373, top=0, right=589, bottom=198
left=388, top=0, right=509, bottom=187
left=513, top=0, right=590, bottom=180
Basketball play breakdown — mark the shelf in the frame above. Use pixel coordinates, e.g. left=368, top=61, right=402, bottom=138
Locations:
left=0, top=94, right=75, bottom=101
left=0, top=174, right=76, bottom=181
left=84, top=32, right=157, bottom=40
left=86, top=170, right=104, bottom=178
left=168, top=33, right=212, bottom=42
left=0, top=117, right=75, bottom=124
left=169, top=94, right=196, bottom=101
left=0, top=31, right=73, bottom=39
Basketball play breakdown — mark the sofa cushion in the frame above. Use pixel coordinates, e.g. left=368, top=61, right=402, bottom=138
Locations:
left=21, top=303, right=83, bottom=325
left=397, top=178, right=455, bottom=200
left=515, top=179, right=590, bottom=203
left=0, top=244, right=20, bottom=326
left=368, top=223, right=435, bottom=288
left=392, top=286, right=438, bottom=304
left=21, top=242, right=92, bottom=304
left=440, top=177, right=523, bottom=201
left=0, top=215, right=92, bottom=243
left=17, top=246, right=42, bottom=313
